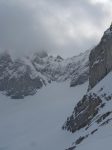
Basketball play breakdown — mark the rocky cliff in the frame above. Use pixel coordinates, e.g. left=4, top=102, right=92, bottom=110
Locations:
left=63, top=24, right=112, bottom=150
left=89, top=24, right=112, bottom=89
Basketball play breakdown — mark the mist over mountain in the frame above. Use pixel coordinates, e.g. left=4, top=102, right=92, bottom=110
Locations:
left=0, top=49, right=89, bottom=99
left=0, top=0, right=112, bottom=150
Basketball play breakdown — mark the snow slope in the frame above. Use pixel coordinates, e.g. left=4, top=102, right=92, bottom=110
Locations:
left=64, top=71, right=112, bottom=150
left=77, top=125, right=112, bottom=150
left=0, top=81, right=88, bottom=150
left=76, top=72, right=112, bottom=150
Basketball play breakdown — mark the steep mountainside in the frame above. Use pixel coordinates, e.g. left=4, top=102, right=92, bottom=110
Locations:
left=0, top=50, right=89, bottom=98
left=89, top=24, right=112, bottom=89
left=63, top=24, right=112, bottom=150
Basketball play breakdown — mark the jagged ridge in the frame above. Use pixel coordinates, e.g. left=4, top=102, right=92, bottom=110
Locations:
left=0, top=50, right=89, bottom=98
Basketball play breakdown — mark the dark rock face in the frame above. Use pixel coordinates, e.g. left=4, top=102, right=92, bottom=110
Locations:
left=0, top=53, right=45, bottom=99
left=62, top=94, right=102, bottom=133
left=89, top=25, right=112, bottom=89
left=5, top=74, right=43, bottom=99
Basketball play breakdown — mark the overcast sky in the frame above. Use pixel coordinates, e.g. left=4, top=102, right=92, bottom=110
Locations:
left=0, top=0, right=112, bottom=58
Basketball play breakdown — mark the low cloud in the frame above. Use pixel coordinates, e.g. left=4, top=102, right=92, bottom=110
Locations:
left=0, top=0, right=112, bottom=57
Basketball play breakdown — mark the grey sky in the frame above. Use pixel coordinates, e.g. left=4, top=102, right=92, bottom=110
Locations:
left=0, top=0, right=112, bottom=58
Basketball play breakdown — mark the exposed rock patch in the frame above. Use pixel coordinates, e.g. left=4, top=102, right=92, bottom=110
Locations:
left=62, top=94, right=102, bottom=133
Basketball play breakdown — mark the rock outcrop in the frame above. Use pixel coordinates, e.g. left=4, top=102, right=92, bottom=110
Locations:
left=89, top=24, right=112, bottom=89
left=62, top=94, right=102, bottom=133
